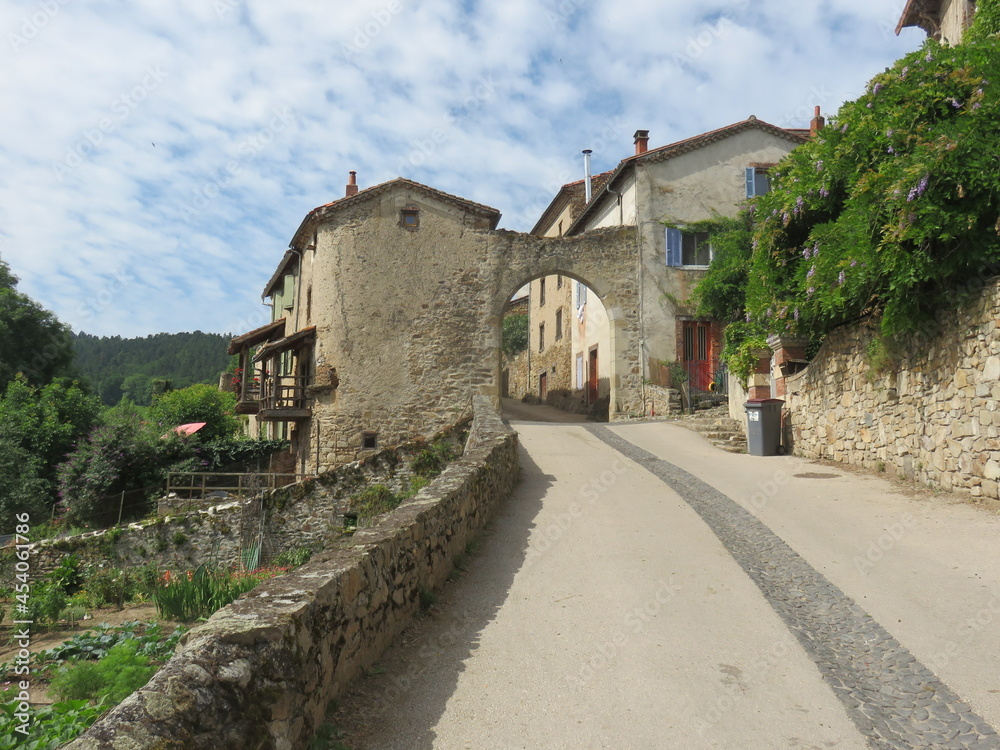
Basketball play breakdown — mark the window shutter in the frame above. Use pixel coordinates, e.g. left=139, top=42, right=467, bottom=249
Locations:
left=665, top=228, right=682, bottom=267
left=745, top=167, right=756, bottom=198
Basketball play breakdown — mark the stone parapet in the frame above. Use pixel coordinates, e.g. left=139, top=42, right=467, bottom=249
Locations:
left=63, top=395, right=518, bottom=749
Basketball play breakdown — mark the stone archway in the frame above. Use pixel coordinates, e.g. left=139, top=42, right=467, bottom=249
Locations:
left=483, top=226, right=641, bottom=419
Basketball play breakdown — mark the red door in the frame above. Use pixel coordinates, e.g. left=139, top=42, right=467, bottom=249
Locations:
left=588, top=348, right=599, bottom=404
left=682, top=321, right=713, bottom=391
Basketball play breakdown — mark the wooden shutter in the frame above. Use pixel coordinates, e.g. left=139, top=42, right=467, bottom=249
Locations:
left=745, top=167, right=756, bottom=198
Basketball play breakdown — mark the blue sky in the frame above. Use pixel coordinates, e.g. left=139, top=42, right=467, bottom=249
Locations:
left=0, top=0, right=925, bottom=338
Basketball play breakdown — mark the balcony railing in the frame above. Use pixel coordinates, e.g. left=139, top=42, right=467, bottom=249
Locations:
left=259, top=374, right=312, bottom=420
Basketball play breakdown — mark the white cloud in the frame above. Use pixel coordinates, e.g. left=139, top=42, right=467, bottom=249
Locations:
left=0, top=0, right=923, bottom=336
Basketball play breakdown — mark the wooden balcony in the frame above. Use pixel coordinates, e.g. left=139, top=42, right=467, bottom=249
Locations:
left=234, top=381, right=262, bottom=415
left=258, top=375, right=312, bottom=421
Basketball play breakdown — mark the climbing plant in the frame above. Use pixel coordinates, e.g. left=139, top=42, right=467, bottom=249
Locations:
left=696, top=33, right=1000, bottom=374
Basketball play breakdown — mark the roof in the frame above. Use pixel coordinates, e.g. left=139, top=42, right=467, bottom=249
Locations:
left=529, top=171, right=614, bottom=236
left=254, top=326, right=317, bottom=362
left=228, top=318, right=286, bottom=355
left=289, top=177, right=502, bottom=249
left=895, top=0, right=942, bottom=35
left=262, top=251, right=297, bottom=299
left=566, top=117, right=810, bottom=236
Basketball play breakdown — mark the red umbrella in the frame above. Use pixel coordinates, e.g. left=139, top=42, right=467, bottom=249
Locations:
left=161, top=422, right=207, bottom=439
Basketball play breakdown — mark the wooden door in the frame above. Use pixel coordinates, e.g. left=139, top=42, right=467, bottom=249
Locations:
left=588, top=347, right=599, bottom=404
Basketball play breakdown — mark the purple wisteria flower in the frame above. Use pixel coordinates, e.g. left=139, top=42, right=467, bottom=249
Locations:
left=950, top=98, right=962, bottom=108
left=886, top=129, right=893, bottom=137
left=901, top=66, right=909, bottom=79
left=802, top=246, right=811, bottom=259
left=816, top=160, right=824, bottom=171
left=782, top=211, right=790, bottom=225
left=850, top=259, right=858, bottom=267
left=807, top=286, right=815, bottom=296
left=820, top=187, right=829, bottom=198
left=841, top=123, right=849, bottom=133
left=873, top=83, right=883, bottom=95
left=807, top=265, right=816, bottom=279
left=745, top=313, right=752, bottom=322
left=793, top=308, right=800, bottom=320
left=925, top=51, right=933, bottom=62
left=888, top=146, right=894, bottom=154
left=838, top=270, right=846, bottom=285
left=813, top=241, right=820, bottom=256
left=907, top=175, right=929, bottom=202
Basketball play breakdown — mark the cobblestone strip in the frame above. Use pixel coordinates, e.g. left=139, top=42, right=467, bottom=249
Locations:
left=589, top=425, right=1000, bottom=750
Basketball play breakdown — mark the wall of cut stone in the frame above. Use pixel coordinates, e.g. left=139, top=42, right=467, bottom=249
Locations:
left=784, top=278, right=1000, bottom=500
left=643, top=383, right=682, bottom=417
left=63, top=396, right=518, bottom=750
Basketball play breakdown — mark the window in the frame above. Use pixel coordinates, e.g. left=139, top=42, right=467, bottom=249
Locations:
left=400, top=207, right=420, bottom=229
left=666, top=228, right=712, bottom=267
left=745, top=166, right=772, bottom=197
left=556, top=275, right=563, bottom=289
left=555, top=309, right=563, bottom=340
left=362, top=432, right=378, bottom=449
left=576, top=281, right=587, bottom=305
left=538, top=323, right=545, bottom=352
left=539, top=278, right=546, bottom=306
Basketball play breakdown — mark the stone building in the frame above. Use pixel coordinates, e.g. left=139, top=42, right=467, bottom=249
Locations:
left=896, top=0, right=977, bottom=44
left=229, top=174, right=642, bottom=473
left=542, top=120, right=812, bottom=400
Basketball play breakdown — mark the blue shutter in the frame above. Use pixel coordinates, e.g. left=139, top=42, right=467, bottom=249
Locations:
left=745, top=167, right=756, bottom=198
left=665, top=228, right=682, bottom=267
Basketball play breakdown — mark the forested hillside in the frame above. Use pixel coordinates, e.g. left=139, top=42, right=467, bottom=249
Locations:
left=73, top=331, right=232, bottom=405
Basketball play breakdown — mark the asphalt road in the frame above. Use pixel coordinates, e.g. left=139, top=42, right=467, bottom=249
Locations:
left=331, top=404, right=1000, bottom=749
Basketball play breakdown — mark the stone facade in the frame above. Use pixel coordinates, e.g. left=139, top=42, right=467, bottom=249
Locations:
left=231, top=178, right=644, bottom=474
left=528, top=274, right=574, bottom=404
left=63, top=396, right=518, bottom=750
left=784, top=278, right=1000, bottom=500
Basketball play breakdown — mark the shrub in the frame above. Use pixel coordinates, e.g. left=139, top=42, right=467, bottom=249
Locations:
left=49, top=640, right=157, bottom=705
left=49, top=554, right=84, bottom=596
left=349, top=485, right=400, bottom=520
left=28, top=583, right=67, bottom=627
left=82, top=566, right=151, bottom=610
left=274, top=546, right=314, bottom=568
left=410, top=441, right=455, bottom=478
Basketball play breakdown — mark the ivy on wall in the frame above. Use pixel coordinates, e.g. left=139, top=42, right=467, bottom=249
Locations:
left=695, top=32, right=1000, bottom=380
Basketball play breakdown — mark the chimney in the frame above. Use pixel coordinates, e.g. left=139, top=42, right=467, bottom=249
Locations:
left=346, top=171, right=358, bottom=197
left=810, top=106, right=825, bottom=137
left=633, top=129, right=650, bottom=155
left=582, top=150, right=593, bottom=203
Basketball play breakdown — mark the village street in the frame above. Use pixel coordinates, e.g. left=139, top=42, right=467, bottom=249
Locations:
left=334, top=402, right=1000, bottom=749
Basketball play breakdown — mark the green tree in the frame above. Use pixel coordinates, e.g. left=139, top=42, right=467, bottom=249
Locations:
left=57, top=404, right=189, bottom=526
left=0, top=376, right=101, bottom=526
left=0, top=256, right=76, bottom=391
left=502, top=313, right=529, bottom=356
left=149, top=383, right=239, bottom=442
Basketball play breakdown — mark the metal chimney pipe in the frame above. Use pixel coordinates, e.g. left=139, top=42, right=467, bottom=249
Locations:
left=582, top=149, right=593, bottom=203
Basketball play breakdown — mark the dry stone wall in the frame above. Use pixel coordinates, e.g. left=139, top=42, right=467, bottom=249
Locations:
left=3, top=424, right=469, bottom=584
left=784, top=277, right=1000, bottom=500
left=63, top=396, right=518, bottom=750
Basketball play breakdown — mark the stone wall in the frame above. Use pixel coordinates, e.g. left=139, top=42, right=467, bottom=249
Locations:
left=63, top=396, right=518, bottom=750
left=3, top=424, right=470, bottom=584
left=643, top=383, right=682, bottom=418
left=784, top=278, right=1000, bottom=500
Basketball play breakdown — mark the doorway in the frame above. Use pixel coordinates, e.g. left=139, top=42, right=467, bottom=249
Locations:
left=588, top=347, right=599, bottom=404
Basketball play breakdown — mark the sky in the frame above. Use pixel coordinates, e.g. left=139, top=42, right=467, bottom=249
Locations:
left=0, top=0, right=926, bottom=339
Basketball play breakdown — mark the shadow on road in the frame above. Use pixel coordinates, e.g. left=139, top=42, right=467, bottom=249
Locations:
left=330, top=442, right=553, bottom=749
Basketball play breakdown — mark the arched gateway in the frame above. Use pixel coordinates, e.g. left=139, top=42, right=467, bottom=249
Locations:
left=228, top=178, right=640, bottom=474
left=231, top=118, right=811, bottom=473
